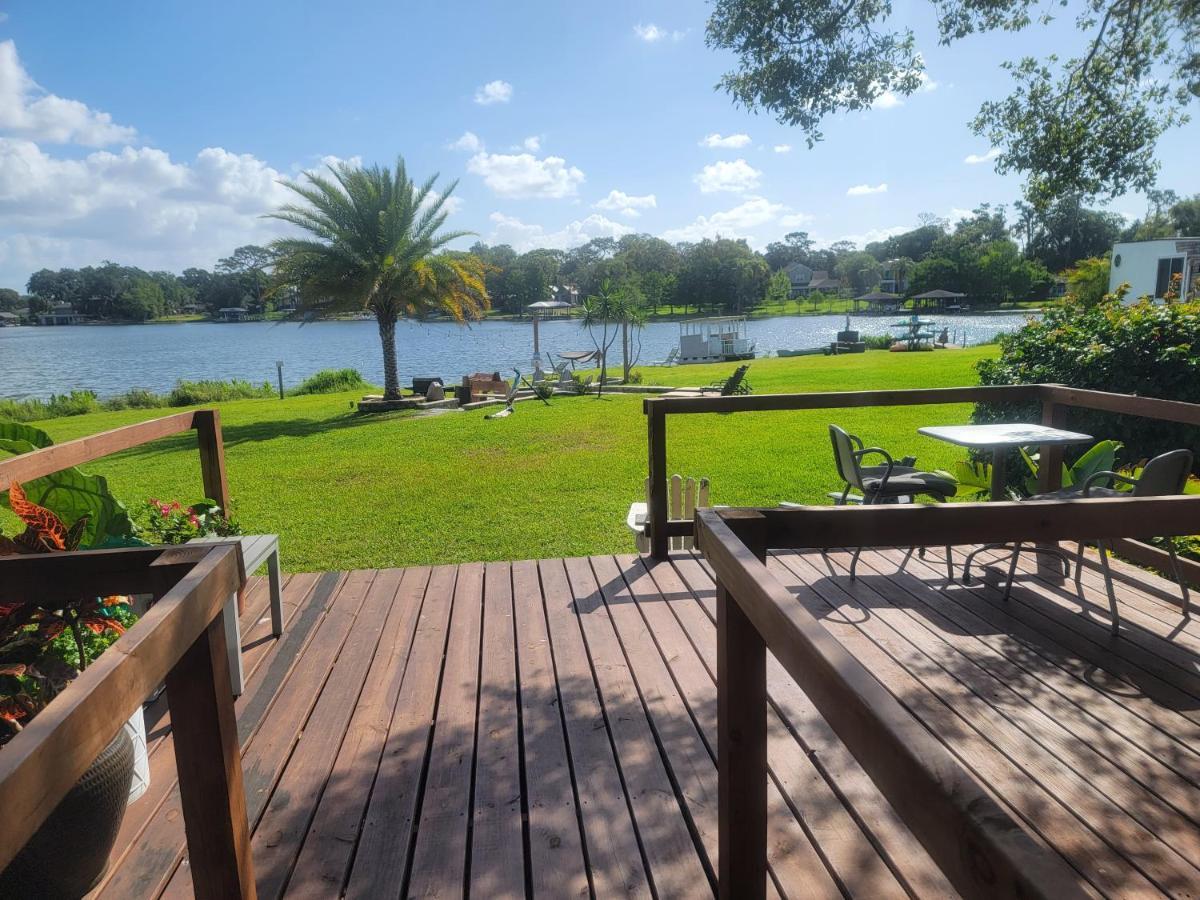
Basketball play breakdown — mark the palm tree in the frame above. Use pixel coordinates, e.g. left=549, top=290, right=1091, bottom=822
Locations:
left=268, top=157, right=489, bottom=400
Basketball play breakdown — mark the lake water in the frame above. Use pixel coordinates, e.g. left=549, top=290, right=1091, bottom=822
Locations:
left=0, top=311, right=1036, bottom=399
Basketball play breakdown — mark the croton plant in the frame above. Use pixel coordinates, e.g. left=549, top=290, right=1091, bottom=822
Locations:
left=0, top=482, right=135, bottom=746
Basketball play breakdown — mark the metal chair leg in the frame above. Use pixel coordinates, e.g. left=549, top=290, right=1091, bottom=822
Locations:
left=1073, top=540, right=1087, bottom=605
left=945, top=546, right=954, bottom=581
left=849, top=545, right=863, bottom=580
left=1097, top=540, right=1121, bottom=635
left=1003, top=542, right=1023, bottom=599
left=1166, top=544, right=1192, bottom=616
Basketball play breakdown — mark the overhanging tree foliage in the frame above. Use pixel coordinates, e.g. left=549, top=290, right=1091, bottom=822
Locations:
left=706, top=0, right=1199, bottom=207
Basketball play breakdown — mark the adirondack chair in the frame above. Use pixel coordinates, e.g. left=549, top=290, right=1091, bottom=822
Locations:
left=484, top=370, right=522, bottom=419
left=700, top=364, right=751, bottom=396
left=657, top=347, right=679, bottom=367
left=627, top=475, right=711, bottom=552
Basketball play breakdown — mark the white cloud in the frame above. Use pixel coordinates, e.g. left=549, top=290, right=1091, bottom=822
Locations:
left=474, top=80, right=513, bottom=105
left=846, top=182, right=888, bottom=196
left=467, top=151, right=585, bottom=199
left=522, top=135, right=541, bottom=152
left=700, top=132, right=751, bottom=149
left=661, top=196, right=786, bottom=243
left=0, top=40, right=136, bottom=146
left=633, top=23, right=685, bottom=42
left=779, top=212, right=814, bottom=227
left=0, top=137, right=298, bottom=286
left=694, top=158, right=762, bottom=194
left=487, top=211, right=632, bottom=251
left=448, top=131, right=483, bottom=152
left=594, top=189, right=656, bottom=218
left=964, top=147, right=1001, bottom=165
left=773, top=144, right=792, bottom=154
left=418, top=191, right=464, bottom=217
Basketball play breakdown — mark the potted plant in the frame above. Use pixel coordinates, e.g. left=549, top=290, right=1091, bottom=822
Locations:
left=0, top=482, right=139, bottom=899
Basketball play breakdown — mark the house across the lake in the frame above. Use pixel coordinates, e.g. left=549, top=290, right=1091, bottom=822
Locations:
left=37, top=303, right=81, bottom=325
left=1109, top=237, right=1200, bottom=300
left=784, top=262, right=841, bottom=298
left=879, top=259, right=910, bottom=295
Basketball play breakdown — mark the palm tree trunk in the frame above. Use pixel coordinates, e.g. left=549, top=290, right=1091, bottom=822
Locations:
left=377, top=312, right=401, bottom=400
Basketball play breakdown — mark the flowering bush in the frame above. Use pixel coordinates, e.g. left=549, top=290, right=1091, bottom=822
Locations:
left=0, top=482, right=137, bottom=746
left=138, top=498, right=241, bottom=545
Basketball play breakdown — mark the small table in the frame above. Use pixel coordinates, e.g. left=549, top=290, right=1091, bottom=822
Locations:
left=918, top=423, right=1092, bottom=584
left=918, top=423, right=1093, bottom=501
left=188, top=534, right=283, bottom=696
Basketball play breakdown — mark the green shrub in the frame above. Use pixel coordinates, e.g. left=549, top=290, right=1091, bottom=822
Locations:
left=102, top=388, right=169, bottom=410
left=167, top=379, right=274, bottom=406
left=290, top=368, right=371, bottom=396
left=0, top=391, right=100, bottom=422
left=863, top=335, right=893, bottom=350
left=975, top=298, right=1200, bottom=470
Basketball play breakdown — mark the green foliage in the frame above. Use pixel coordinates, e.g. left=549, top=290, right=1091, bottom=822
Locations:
left=0, top=391, right=100, bottom=423
left=705, top=0, right=1198, bottom=206
left=1064, top=256, right=1111, bottom=308
left=167, top=379, right=274, bottom=406
left=975, top=299, right=1200, bottom=469
left=765, top=269, right=792, bottom=306
left=1017, top=440, right=1123, bottom=496
left=862, top=334, right=894, bottom=350
left=834, top=251, right=881, bottom=295
left=136, top=498, right=241, bottom=545
left=268, top=156, right=489, bottom=399
left=0, top=422, right=135, bottom=548
left=290, top=368, right=372, bottom=396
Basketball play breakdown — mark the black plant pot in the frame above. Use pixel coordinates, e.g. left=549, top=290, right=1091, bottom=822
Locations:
left=0, top=726, right=134, bottom=900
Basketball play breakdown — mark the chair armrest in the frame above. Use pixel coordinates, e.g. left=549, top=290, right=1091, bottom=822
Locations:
left=854, top=447, right=895, bottom=492
left=1082, top=470, right=1138, bottom=496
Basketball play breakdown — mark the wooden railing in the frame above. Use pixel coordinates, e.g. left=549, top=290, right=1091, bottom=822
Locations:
left=696, top=495, right=1200, bottom=899
left=0, top=411, right=254, bottom=899
left=644, top=383, right=1200, bottom=584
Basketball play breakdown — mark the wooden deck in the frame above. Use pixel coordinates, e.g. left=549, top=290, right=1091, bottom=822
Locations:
left=93, top=545, right=1200, bottom=899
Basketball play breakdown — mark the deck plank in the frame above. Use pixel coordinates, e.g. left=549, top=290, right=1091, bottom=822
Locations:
left=343, top=565, right=458, bottom=899
left=283, top=566, right=432, bottom=898
left=563, top=555, right=713, bottom=898
left=537, top=558, right=652, bottom=898
left=511, top=559, right=591, bottom=898
left=406, top=561, right=486, bottom=898
left=469, top=562, right=527, bottom=898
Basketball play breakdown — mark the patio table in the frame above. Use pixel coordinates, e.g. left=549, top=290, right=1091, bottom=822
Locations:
left=918, top=422, right=1093, bottom=584
left=918, top=423, right=1093, bottom=501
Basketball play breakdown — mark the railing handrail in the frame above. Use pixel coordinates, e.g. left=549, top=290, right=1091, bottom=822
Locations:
left=696, top=505, right=1094, bottom=899
left=0, top=544, right=254, bottom=898
left=644, top=382, right=1200, bottom=559
left=0, top=408, right=230, bottom=511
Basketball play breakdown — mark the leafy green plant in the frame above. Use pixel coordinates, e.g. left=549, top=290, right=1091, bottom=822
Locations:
left=289, top=368, right=372, bottom=396
left=975, top=298, right=1200, bottom=471
left=0, top=423, right=135, bottom=548
left=137, top=498, right=241, bottom=545
left=1017, top=440, right=1122, bottom=496
left=0, top=485, right=136, bottom=745
left=167, top=379, right=274, bottom=406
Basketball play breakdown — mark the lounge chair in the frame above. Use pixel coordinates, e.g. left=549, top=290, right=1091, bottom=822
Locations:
left=829, top=424, right=957, bottom=579
left=700, top=364, right=751, bottom=396
left=998, top=448, right=1193, bottom=632
left=657, top=347, right=679, bottom=367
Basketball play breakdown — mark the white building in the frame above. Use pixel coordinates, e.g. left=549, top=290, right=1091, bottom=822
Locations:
left=1108, top=238, right=1200, bottom=300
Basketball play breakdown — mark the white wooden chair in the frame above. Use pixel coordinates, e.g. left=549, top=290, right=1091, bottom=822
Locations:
left=187, top=534, right=283, bottom=696
left=627, top=475, right=711, bottom=553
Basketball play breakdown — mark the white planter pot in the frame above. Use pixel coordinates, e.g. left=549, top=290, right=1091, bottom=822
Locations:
left=123, top=707, right=150, bottom=804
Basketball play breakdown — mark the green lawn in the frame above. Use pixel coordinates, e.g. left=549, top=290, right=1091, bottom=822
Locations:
left=23, top=346, right=997, bottom=572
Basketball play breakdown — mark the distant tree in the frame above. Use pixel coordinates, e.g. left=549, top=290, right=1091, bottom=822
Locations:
left=676, top=238, right=769, bottom=314
left=835, top=250, right=881, bottom=295
left=0, top=288, right=20, bottom=311
left=268, top=157, right=489, bottom=400
left=1171, top=195, right=1200, bottom=236
left=865, top=225, right=944, bottom=263
left=580, top=280, right=641, bottom=396
left=1064, top=256, right=1112, bottom=308
left=763, top=230, right=814, bottom=270
left=765, top=269, right=792, bottom=307
left=706, top=0, right=1199, bottom=206
left=909, top=256, right=960, bottom=296
left=113, top=279, right=165, bottom=321
left=1024, top=196, right=1124, bottom=272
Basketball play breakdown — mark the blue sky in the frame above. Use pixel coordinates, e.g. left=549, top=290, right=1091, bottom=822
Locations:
left=0, top=0, right=1196, bottom=289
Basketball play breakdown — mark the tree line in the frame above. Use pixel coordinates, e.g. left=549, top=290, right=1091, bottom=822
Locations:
left=4, top=191, right=1197, bottom=321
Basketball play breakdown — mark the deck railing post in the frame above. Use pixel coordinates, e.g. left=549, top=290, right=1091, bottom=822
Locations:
left=195, top=409, right=232, bottom=513
left=166, top=611, right=256, bottom=900
left=1039, top=394, right=1066, bottom=495
left=716, top=515, right=767, bottom=898
left=646, top=401, right=669, bottom=559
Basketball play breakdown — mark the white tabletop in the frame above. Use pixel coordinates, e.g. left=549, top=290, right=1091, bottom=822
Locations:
left=918, top=423, right=1093, bottom=449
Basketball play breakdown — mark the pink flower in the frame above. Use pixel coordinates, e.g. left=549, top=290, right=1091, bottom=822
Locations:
left=188, top=514, right=200, bottom=527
